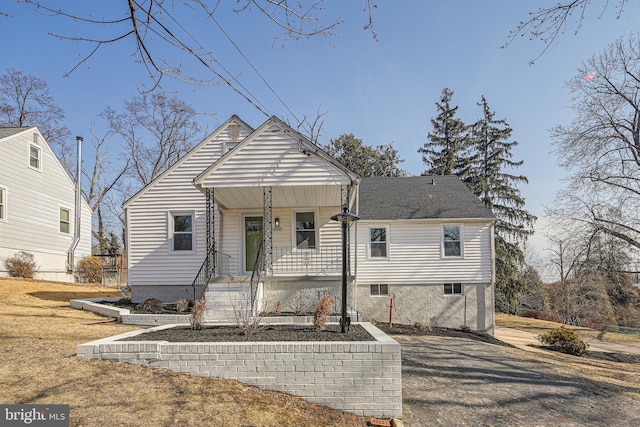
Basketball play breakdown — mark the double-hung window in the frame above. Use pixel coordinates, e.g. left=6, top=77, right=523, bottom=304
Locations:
left=295, top=211, right=316, bottom=249
left=443, top=225, right=462, bottom=257
left=0, top=187, right=6, bottom=220
left=369, top=226, right=388, bottom=258
left=29, top=144, right=41, bottom=171
left=172, top=213, right=194, bottom=251
left=59, top=208, right=70, bottom=233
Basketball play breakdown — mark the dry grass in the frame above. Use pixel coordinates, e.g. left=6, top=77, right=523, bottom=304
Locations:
left=0, top=278, right=364, bottom=427
left=496, top=313, right=640, bottom=344
left=496, top=312, right=640, bottom=392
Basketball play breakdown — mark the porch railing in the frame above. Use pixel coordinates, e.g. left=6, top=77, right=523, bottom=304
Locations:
left=192, top=243, right=217, bottom=301
left=272, top=246, right=341, bottom=275
left=250, top=241, right=265, bottom=311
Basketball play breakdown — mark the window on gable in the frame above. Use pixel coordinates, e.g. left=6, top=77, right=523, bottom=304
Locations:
left=0, top=187, right=6, bottom=220
left=444, top=283, right=462, bottom=295
left=370, top=284, right=389, bottom=296
left=295, top=211, right=316, bottom=249
left=59, top=208, right=70, bottom=233
left=172, top=214, right=194, bottom=251
left=443, top=225, right=462, bottom=257
left=29, top=144, right=41, bottom=170
left=369, top=227, right=388, bottom=258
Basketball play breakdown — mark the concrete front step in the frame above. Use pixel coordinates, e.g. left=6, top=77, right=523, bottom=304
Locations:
left=203, top=282, right=253, bottom=322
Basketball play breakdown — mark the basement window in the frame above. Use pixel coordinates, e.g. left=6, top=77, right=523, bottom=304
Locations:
left=370, top=284, right=389, bottom=296
left=444, top=283, right=462, bottom=295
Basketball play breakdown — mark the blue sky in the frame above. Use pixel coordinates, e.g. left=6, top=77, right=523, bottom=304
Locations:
left=1, top=0, right=638, bottom=222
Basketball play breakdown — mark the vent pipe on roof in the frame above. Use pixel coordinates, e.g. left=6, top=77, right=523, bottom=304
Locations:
left=66, top=136, right=82, bottom=273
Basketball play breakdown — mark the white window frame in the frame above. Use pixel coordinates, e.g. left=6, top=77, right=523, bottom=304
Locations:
left=444, top=283, right=463, bottom=295
left=169, top=211, right=195, bottom=253
left=28, top=143, right=42, bottom=171
left=370, top=284, right=389, bottom=296
left=293, top=209, right=317, bottom=250
left=59, top=207, right=71, bottom=234
left=368, top=225, right=389, bottom=259
left=0, top=186, right=6, bottom=221
left=442, top=224, right=463, bottom=258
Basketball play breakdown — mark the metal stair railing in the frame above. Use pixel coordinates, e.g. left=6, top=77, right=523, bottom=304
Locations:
left=192, top=242, right=216, bottom=301
left=249, top=241, right=265, bottom=312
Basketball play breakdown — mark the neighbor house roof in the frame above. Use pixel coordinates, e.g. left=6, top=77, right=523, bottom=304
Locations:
left=0, top=126, right=33, bottom=141
left=358, top=175, right=495, bottom=220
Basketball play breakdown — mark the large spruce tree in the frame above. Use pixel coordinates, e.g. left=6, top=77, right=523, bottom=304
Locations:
left=468, top=96, right=536, bottom=313
left=418, top=88, right=471, bottom=177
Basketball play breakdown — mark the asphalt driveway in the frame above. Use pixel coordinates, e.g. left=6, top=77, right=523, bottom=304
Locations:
left=395, top=335, right=640, bottom=427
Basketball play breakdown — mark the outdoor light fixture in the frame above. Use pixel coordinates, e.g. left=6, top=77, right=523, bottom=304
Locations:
left=274, top=217, right=280, bottom=228
left=330, top=207, right=360, bottom=333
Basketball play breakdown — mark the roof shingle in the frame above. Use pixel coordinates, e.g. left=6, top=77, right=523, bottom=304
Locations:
left=358, top=175, right=494, bottom=220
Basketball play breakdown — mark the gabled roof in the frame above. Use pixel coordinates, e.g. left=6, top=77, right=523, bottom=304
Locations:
left=0, top=126, right=35, bottom=141
left=123, top=115, right=254, bottom=208
left=358, top=175, right=495, bottom=221
left=193, top=115, right=359, bottom=188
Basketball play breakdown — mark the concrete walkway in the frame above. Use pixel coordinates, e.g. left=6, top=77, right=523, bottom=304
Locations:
left=495, top=326, right=640, bottom=355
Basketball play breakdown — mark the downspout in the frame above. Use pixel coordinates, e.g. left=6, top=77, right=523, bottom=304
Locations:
left=66, top=136, right=82, bottom=273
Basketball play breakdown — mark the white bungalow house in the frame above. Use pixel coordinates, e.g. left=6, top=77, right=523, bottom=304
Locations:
left=0, top=127, right=92, bottom=281
left=124, top=115, right=496, bottom=332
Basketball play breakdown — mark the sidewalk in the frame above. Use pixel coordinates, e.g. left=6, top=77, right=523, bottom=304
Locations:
left=494, top=326, right=640, bottom=355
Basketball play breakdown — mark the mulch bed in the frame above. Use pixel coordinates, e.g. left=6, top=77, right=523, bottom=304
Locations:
left=119, top=324, right=373, bottom=342
left=375, top=322, right=513, bottom=347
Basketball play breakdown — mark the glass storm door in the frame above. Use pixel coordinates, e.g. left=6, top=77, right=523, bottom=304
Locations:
left=245, top=216, right=263, bottom=272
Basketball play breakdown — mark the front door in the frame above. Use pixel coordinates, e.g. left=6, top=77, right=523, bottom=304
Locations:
left=245, top=216, right=263, bottom=272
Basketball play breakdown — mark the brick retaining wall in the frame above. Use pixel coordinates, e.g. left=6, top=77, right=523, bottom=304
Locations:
left=76, top=323, right=402, bottom=418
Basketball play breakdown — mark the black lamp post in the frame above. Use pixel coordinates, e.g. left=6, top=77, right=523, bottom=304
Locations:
left=330, top=207, right=359, bottom=333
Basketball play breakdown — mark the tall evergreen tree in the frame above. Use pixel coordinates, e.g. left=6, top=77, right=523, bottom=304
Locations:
left=418, top=88, right=471, bottom=177
left=326, top=133, right=406, bottom=177
left=468, top=96, right=536, bottom=313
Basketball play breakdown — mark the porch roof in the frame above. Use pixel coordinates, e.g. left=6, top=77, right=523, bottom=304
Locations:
left=213, top=185, right=347, bottom=210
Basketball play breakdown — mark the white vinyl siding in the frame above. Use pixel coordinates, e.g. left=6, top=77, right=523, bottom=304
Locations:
left=197, top=122, right=351, bottom=188
left=126, top=136, right=229, bottom=286
left=355, top=221, right=493, bottom=285
left=0, top=128, right=92, bottom=278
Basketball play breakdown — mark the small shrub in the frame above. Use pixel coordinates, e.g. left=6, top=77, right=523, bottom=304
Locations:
left=191, top=298, right=206, bottom=330
left=459, top=324, right=471, bottom=332
left=137, top=298, right=164, bottom=313
left=287, top=289, right=314, bottom=315
left=273, top=300, right=282, bottom=314
left=538, top=327, right=588, bottom=356
left=4, top=251, right=37, bottom=278
left=365, top=317, right=377, bottom=326
left=75, top=256, right=103, bottom=283
left=314, top=295, right=333, bottom=331
left=176, top=299, right=189, bottom=313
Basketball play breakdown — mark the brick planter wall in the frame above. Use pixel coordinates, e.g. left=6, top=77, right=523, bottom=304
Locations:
left=76, top=322, right=402, bottom=418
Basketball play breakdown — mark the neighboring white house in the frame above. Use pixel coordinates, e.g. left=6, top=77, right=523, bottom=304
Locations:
left=124, top=115, right=496, bottom=332
left=0, top=127, right=92, bottom=282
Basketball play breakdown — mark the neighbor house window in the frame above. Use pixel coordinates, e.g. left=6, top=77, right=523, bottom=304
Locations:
left=59, top=208, right=70, bottom=233
left=369, top=227, right=388, bottom=258
left=295, top=211, right=316, bottom=248
left=444, top=283, right=462, bottom=295
left=0, top=187, right=6, bottom=220
left=172, top=213, right=194, bottom=251
left=443, top=225, right=462, bottom=257
left=370, top=284, right=389, bottom=296
left=29, top=144, right=41, bottom=170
